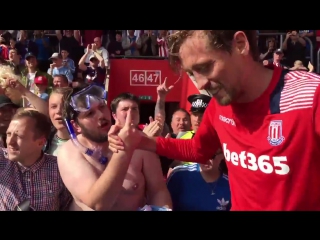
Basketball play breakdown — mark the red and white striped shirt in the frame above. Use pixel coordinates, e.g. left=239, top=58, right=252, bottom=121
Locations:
left=157, top=37, right=168, bottom=57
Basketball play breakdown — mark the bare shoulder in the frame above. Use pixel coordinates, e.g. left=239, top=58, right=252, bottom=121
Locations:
left=57, top=140, right=99, bottom=201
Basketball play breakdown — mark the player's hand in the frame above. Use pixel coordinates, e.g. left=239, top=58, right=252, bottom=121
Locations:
left=143, top=116, right=162, bottom=137
left=118, top=109, right=142, bottom=150
left=157, top=77, right=173, bottom=100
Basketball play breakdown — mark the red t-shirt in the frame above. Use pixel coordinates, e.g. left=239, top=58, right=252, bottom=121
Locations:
left=156, top=67, right=320, bottom=210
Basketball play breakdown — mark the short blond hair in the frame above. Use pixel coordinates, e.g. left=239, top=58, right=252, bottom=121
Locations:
left=12, top=110, right=51, bottom=139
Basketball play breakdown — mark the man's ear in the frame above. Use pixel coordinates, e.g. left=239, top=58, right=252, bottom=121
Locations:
left=112, top=112, right=117, bottom=121
left=37, top=137, right=47, bottom=148
left=71, top=119, right=81, bottom=134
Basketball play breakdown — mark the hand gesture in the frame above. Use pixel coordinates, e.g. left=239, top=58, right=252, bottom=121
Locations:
left=50, top=63, right=56, bottom=69
left=262, top=60, right=269, bottom=66
left=91, top=43, right=97, bottom=51
left=143, top=116, right=163, bottom=137
left=286, top=32, right=291, bottom=39
left=86, top=44, right=92, bottom=54
left=118, top=109, right=142, bottom=150
left=7, top=78, right=27, bottom=94
left=157, top=77, right=173, bottom=100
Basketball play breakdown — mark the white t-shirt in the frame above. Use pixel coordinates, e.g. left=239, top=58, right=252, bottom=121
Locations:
left=23, top=73, right=36, bottom=107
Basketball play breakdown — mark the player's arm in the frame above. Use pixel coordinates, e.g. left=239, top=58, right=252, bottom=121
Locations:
left=142, top=151, right=172, bottom=209
left=140, top=101, right=219, bottom=164
left=57, top=144, right=133, bottom=211
left=314, top=85, right=320, bottom=137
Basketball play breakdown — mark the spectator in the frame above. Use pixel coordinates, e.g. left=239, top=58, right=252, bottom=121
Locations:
left=259, top=37, right=277, bottom=61
left=33, top=30, right=51, bottom=72
left=34, top=76, right=49, bottom=101
left=0, top=110, right=72, bottom=210
left=140, top=30, right=157, bottom=56
left=56, top=30, right=81, bottom=63
left=299, top=30, right=316, bottom=64
left=0, top=95, right=19, bottom=148
left=282, top=30, right=307, bottom=67
left=60, top=48, right=76, bottom=74
left=170, top=108, right=191, bottom=136
left=79, top=46, right=106, bottom=87
left=9, top=37, right=16, bottom=50
left=47, top=53, right=73, bottom=83
left=53, top=74, right=69, bottom=88
left=84, top=37, right=109, bottom=66
left=21, top=52, right=53, bottom=107
left=157, top=30, right=168, bottom=57
left=123, top=30, right=141, bottom=56
left=167, top=149, right=231, bottom=211
left=0, top=30, right=12, bottom=45
left=263, top=49, right=288, bottom=69
left=6, top=48, right=24, bottom=75
left=15, top=30, right=38, bottom=61
left=82, top=30, right=103, bottom=47
left=0, top=37, right=9, bottom=60
left=107, top=31, right=125, bottom=57
left=45, top=87, right=73, bottom=156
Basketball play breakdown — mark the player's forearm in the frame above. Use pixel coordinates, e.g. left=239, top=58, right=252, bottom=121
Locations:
left=156, top=137, right=208, bottom=164
left=85, top=149, right=134, bottom=211
left=139, top=136, right=208, bottom=164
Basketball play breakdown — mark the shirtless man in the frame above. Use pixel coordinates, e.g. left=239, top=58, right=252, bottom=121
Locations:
left=57, top=87, right=171, bottom=211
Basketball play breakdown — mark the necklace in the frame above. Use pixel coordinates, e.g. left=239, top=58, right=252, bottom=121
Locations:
left=207, top=173, right=222, bottom=195
left=55, top=134, right=68, bottom=141
left=208, top=181, right=218, bottom=195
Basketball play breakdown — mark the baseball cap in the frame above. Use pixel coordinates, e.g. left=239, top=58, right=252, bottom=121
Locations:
left=25, top=52, right=36, bottom=60
left=274, top=49, right=283, bottom=54
left=49, top=52, right=62, bottom=60
left=34, top=76, right=48, bottom=85
left=0, top=95, right=19, bottom=109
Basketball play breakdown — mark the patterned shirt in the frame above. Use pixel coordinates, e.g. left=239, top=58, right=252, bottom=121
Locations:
left=0, top=148, right=72, bottom=211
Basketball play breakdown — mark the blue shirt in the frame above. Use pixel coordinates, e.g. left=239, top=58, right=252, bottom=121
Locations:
left=39, top=93, right=49, bottom=101
left=63, top=58, right=76, bottom=73
left=167, top=164, right=231, bottom=211
left=34, top=37, right=50, bottom=60
left=48, top=66, right=73, bottom=83
left=129, top=35, right=137, bottom=55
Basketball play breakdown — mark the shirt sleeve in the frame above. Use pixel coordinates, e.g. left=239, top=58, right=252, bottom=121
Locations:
left=65, top=69, right=73, bottom=82
left=156, top=100, right=220, bottom=164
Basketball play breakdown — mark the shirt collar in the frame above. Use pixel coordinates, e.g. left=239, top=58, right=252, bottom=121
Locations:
left=4, top=149, right=46, bottom=173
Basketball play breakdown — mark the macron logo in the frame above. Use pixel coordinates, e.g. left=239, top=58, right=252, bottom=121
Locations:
left=219, top=115, right=236, bottom=126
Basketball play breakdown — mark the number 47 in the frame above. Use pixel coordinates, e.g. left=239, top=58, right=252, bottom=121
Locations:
left=147, top=73, right=160, bottom=83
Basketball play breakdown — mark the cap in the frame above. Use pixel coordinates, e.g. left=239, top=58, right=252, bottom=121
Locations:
left=89, top=55, right=98, bottom=61
left=49, top=52, right=62, bottom=60
left=187, top=94, right=212, bottom=113
left=0, top=95, right=19, bottom=109
left=274, top=49, right=283, bottom=54
left=25, top=52, right=36, bottom=60
left=34, top=76, right=48, bottom=85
